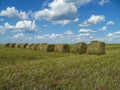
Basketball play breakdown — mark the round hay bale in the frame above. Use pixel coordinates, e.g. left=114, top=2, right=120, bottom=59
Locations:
left=23, top=43, right=29, bottom=49
left=34, top=44, right=41, bottom=50
left=25, top=44, right=31, bottom=49
left=17, top=43, right=28, bottom=49
left=17, top=44, right=21, bottom=48
left=40, top=44, right=55, bottom=52
left=87, top=41, right=105, bottom=55
left=30, top=44, right=37, bottom=50
left=9, top=43, right=16, bottom=48
left=15, top=44, right=20, bottom=48
left=70, top=42, right=87, bottom=54
left=54, top=44, right=70, bottom=53
left=35, top=44, right=43, bottom=51
left=19, top=44, right=24, bottom=48
left=4, top=43, right=11, bottom=47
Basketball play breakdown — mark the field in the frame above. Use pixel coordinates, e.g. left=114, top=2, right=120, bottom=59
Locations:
left=0, top=44, right=120, bottom=90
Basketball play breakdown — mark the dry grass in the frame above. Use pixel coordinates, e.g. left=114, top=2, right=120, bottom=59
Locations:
left=0, top=44, right=119, bottom=90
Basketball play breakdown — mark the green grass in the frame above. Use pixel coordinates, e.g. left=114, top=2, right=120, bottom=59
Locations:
left=0, top=44, right=120, bottom=90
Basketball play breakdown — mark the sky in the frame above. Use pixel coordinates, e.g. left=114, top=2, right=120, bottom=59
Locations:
left=0, top=0, right=120, bottom=44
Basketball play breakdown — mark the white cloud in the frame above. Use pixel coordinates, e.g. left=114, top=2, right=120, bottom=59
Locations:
left=99, top=20, right=115, bottom=31
left=107, top=21, right=115, bottom=25
left=34, top=0, right=92, bottom=25
left=45, top=33, right=63, bottom=39
left=79, top=28, right=95, bottom=33
left=0, top=7, right=28, bottom=20
left=34, top=33, right=63, bottom=40
left=0, top=26, right=6, bottom=34
left=64, top=31, right=73, bottom=35
left=77, top=33, right=91, bottom=37
left=107, top=31, right=120, bottom=39
left=79, top=15, right=105, bottom=27
left=15, top=20, right=36, bottom=31
left=42, top=0, right=49, bottom=9
left=99, top=26, right=107, bottom=31
left=0, top=20, right=37, bottom=33
left=13, top=33, right=24, bottom=38
left=99, top=0, right=109, bottom=6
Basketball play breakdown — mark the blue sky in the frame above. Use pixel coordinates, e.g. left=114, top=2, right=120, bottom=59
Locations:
left=0, top=0, right=120, bottom=44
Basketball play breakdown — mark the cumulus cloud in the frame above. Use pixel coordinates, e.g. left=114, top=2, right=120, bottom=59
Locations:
left=34, top=0, right=92, bottom=25
left=0, top=7, right=28, bottom=20
left=64, top=31, right=73, bottom=35
left=1, top=20, right=37, bottom=33
left=77, top=28, right=95, bottom=40
left=99, top=0, right=109, bottom=6
left=107, top=21, right=115, bottom=25
left=79, top=15, right=105, bottom=27
left=107, top=31, right=120, bottom=38
left=42, top=0, right=49, bottom=9
left=45, top=33, right=63, bottom=39
left=0, top=26, right=6, bottom=34
left=77, top=33, right=91, bottom=37
left=79, top=28, right=95, bottom=33
left=99, top=20, right=115, bottom=31
left=99, top=26, right=107, bottom=31
left=13, top=33, right=24, bottom=38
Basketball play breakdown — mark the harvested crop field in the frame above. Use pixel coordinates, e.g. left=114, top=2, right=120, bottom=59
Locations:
left=0, top=44, right=120, bottom=90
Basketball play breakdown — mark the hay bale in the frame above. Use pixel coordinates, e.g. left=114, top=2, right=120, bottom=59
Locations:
left=41, top=44, right=55, bottom=52
left=23, top=43, right=28, bottom=49
left=35, top=44, right=47, bottom=51
left=9, top=43, right=16, bottom=48
left=35, top=44, right=43, bottom=50
left=19, top=44, right=24, bottom=48
left=35, top=44, right=54, bottom=52
left=30, top=44, right=37, bottom=50
left=87, top=41, right=105, bottom=55
left=34, top=44, right=41, bottom=50
left=25, top=44, right=31, bottom=49
left=4, top=43, right=11, bottom=47
left=54, top=44, right=70, bottom=53
left=17, top=44, right=21, bottom=48
left=25, top=44, right=35, bottom=49
left=15, top=44, right=20, bottom=48
left=70, top=42, right=87, bottom=54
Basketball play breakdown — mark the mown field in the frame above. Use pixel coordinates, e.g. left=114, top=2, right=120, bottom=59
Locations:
left=0, top=44, right=120, bottom=90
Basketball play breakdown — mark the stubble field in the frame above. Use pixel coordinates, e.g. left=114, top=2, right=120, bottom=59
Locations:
left=0, top=44, right=120, bottom=90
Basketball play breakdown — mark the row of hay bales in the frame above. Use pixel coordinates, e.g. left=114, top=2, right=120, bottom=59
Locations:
left=4, top=41, right=105, bottom=55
